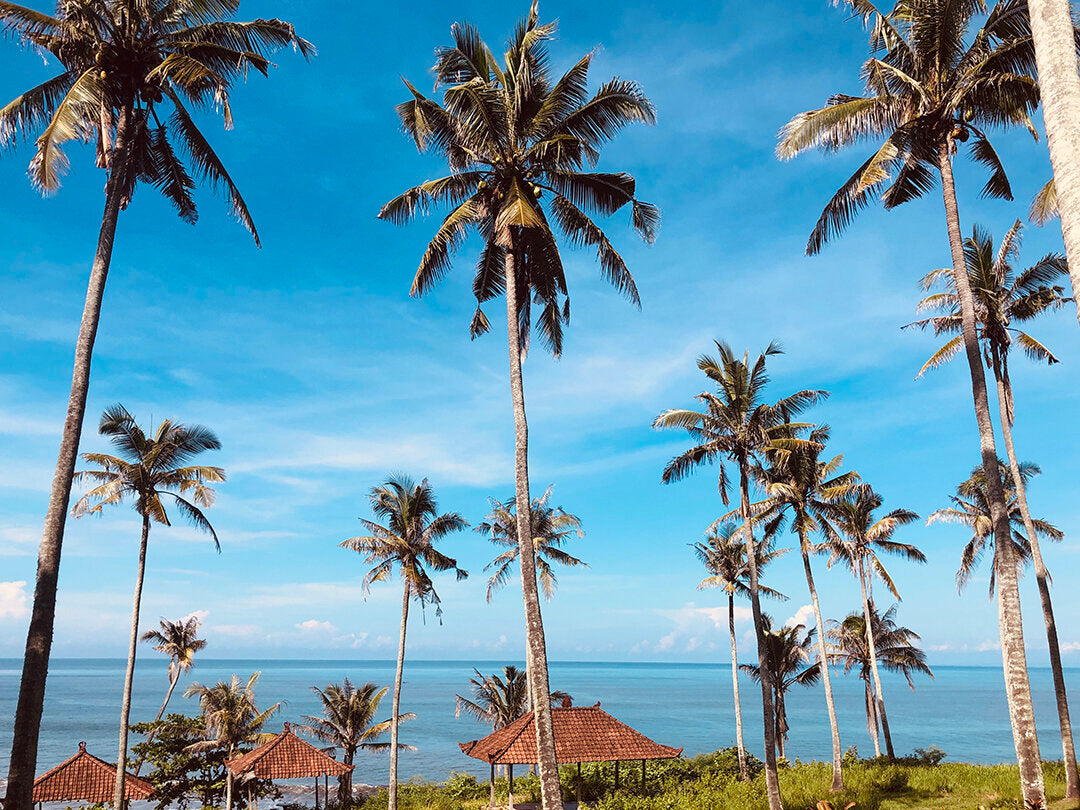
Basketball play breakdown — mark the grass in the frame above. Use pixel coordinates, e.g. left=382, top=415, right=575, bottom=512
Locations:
left=348, top=749, right=1080, bottom=810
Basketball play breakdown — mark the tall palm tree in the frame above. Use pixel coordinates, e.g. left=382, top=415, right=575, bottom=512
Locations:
left=297, top=679, right=415, bottom=807
left=184, top=672, right=281, bottom=810
left=752, top=424, right=858, bottom=790
left=133, top=615, right=207, bottom=775
left=826, top=605, right=933, bottom=750
left=340, top=476, right=467, bottom=810
left=779, top=2, right=1049, bottom=801
left=71, top=404, right=223, bottom=808
left=822, top=488, right=923, bottom=760
left=1025, top=0, right=1080, bottom=322
left=739, top=614, right=822, bottom=761
left=694, top=523, right=787, bottom=781
left=478, top=485, right=586, bottom=604
left=455, top=665, right=571, bottom=729
left=653, top=340, right=824, bottom=810
left=378, top=7, right=656, bottom=806
left=0, top=7, right=310, bottom=804
left=929, top=459, right=1062, bottom=593
left=908, top=222, right=1077, bottom=796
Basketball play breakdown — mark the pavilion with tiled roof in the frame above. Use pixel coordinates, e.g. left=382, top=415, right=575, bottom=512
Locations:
left=225, top=722, right=352, bottom=810
left=460, top=701, right=682, bottom=806
left=31, top=741, right=154, bottom=805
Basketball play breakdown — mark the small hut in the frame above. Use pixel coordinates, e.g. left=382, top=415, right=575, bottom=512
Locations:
left=32, top=741, right=154, bottom=807
left=459, top=702, right=682, bottom=807
left=225, top=722, right=353, bottom=810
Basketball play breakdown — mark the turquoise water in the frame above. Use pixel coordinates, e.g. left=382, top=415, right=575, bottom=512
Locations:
left=1, top=659, right=1076, bottom=786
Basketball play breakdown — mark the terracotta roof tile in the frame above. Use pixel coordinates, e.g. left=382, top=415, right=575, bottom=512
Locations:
left=459, top=704, right=683, bottom=765
left=33, top=742, right=154, bottom=803
left=226, top=723, right=353, bottom=779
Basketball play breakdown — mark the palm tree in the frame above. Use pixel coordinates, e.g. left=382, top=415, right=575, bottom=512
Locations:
left=929, top=459, right=1062, bottom=593
left=340, top=476, right=467, bottom=810
left=0, top=7, right=310, bottom=804
left=297, top=679, right=415, bottom=807
left=822, top=488, right=923, bottom=760
left=653, top=340, right=824, bottom=810
left=455, top=665, right=571, bottom=729
left=826, top=605, right=933, bottom=751
left=185, top=672, right=281, bottom=810
left=752, top=424, right=858, bottom=790
left=133, top=615, right=207, bottom=775
left=1025, top=0, right=1080, bottom=323
left=71, top=404, right=223, bottom=808
left=479, top=486, right=585, bottom=604
left=908, top=222, right=1078, bottom=796
left=378, top=7, right=656, bottom=806
left=779, top=3, right=1049, bottom=801
left=694, top=523, right=787, bottom=781
left=740, top=614, right=822, bottom=761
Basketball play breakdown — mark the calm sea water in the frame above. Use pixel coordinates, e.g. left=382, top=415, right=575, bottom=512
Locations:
left=1, top=659, right=1076, bottom=787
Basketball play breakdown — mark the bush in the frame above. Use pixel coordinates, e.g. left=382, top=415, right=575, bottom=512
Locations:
left=441, top=772, right=487, bottom=801
left=910, top=745, right=947, bottom=766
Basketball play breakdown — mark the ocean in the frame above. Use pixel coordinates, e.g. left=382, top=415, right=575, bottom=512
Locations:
left=1, top=659, right=1076, bottom=788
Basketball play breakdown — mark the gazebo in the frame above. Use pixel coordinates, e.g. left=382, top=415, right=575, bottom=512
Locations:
left=225, top=722, right=353, bottom=810
left=31, top=741, right=154, bottom=807
left=459, top=702, right=682, bottom=807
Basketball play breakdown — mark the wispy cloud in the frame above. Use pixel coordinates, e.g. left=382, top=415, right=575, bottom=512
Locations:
left=0, top=581, right=29, bottom=619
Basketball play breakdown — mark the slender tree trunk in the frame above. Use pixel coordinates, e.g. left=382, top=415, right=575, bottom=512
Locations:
left=857, top=558, right=890, bottom=760
left=993, top=360, right=1079, bottom=799
left=775, top=691, right=786, bottom=761
left=878, top=698, right=895, bottom=761
left=1028, top=0, right=1080, bottom=323
left=739, top=466, right=783, bottom=810
left=225, top=750, right=235, bottom=810
left=938, top=146, right=1046, bottom=807
left=799, top=529, right=843, bottom=790
left=339, top=749, right=354, bottom=806
left=113, top=514, right=151, bottom=809
left=864, top=679, right=881, bottom=757
left=728, top=591, right=749, bottom=781
left=389, top=581, right=410, bottom=810
left=500, top=227, right=561, bottom=810
left=133, top=668, right=180, bottom=776
left=5, top=106, right=134, bottom=810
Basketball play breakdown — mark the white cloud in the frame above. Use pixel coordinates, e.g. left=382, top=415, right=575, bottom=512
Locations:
left=0, top=581, right=30, bottom=619
left=182, top=609, right=211, bottom=623
left=208, top=623, right=262, bottom=638
left=297, top=619, right=337, bottom=633
left=784, top=604, right=814, bottom=629
left=1062, top=641, right=1080, bottom=654
left=0, top=525, right=38, bottom=556
left=655, top=602, right=753, bottom=630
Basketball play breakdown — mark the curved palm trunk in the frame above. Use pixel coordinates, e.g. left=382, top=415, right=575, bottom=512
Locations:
left=114, top=514, right=151, bottom=810
left=798, top=529, right=843, bottom=789
left=728, top=590, right=749, bottom=781
left=992, top=358, right=1079, bottom=799
left=1028, top=0, right=1080, bottom=323
left=863, top=678, right=881, bottom=756
left=500, top=228, right=561, bottom=810
left=389, top=581, right=410, bottom=810
left=132, top=667, right=180, bottom=776
left=856, top=558, right=890, bottom=760
left=225, top=745, right=236, bottom=810
left=739, top=466, right=783, bottom=810
left=6, top=107, right=134, bottom=810
left=938, top=146, right=1046, bottom=807
left=775, top=690, right=786, bottom=760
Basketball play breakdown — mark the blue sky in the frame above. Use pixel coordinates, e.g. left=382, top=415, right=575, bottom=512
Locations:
left=0, top=0, right=1078, bottom=667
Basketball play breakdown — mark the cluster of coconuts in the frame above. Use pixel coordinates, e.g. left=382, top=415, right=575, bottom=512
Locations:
left=476, top=175, right=543, bottom=199
left=92, top=41, right=164, bottom=104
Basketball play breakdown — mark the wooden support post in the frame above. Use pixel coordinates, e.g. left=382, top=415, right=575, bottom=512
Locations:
left=641, top=760, right=646, bottom=791
left=314, top=775, right=319, bottom=810
left=615, top=760, right=620, bottom=790
left=508, top=763, right=514, bottom=810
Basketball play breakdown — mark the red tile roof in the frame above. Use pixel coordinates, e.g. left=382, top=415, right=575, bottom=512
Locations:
left=32, top=742, right=154, bottom=803
left=225, top=723, right=354, bottom=779
left=459, top=704, right=683, bottom=765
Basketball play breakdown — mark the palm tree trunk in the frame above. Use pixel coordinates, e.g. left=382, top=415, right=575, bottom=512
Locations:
left=132, top=668, right=180, bottom=776
left=225, top=749, right=235, bottom=810
left=5, top=105, right=134, bottom=810
left=993, top=358, right=1079, bottom=799
left=739, top=465, right=783, bottom=810
left=857, top=558, right=890, bottom=760
left=863, top=679, right=881, bottom=757
left=340, top=749, right=355, bottom=806
left=775, top=690, right=786, bottom=761
left=500, top=226, right=561, bottom=810
left=878, top=698, right=895, bottom=760
left=799, top=530, right=843, bottom=790
left=114, top=514, right=151, bottom=810
left=728, top=591, right=749, bottom=781
left=938, top=145, right=1046, bottom=807
left=1027, top=0, right=1080, bottom=323
left=389, top=580, right=410, bottom=810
